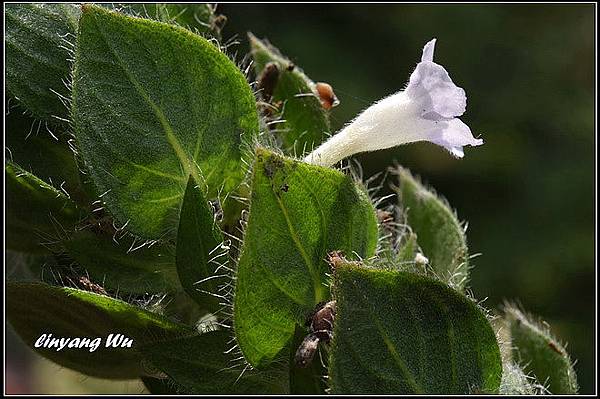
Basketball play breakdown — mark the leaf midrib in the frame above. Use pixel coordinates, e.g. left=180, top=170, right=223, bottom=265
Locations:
left=91, top=12, right=202, bottom=187
left=273, top=192, right=321, bottom=305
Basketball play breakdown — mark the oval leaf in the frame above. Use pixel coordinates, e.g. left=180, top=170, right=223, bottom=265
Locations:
left=7, top=282, right=192, bottom=379
left=234, top=148, right=378, bottom=368
left=140, top=331, right=288, bottom=394
left=392, top=166, right=470, bottom=289
left=6, top=3, right=80, bottom=122
left=505, top=305, right=579, bottom=394
left=72, top=5, right=259, bottom=238
left=176, top=176, right=225, bottom=312
left=249, top=33, right=331, bottom=155
left=329, top=264, right=502, bottom=394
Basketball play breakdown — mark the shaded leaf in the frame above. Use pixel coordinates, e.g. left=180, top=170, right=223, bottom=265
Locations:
left=329, top=263, right=502, bottom=394
left=176, top=176, right=225, bottom=312
left=249, top=33, right=331, bottom=154
left=139, top=330, right=288, bottom=394
left=505, top=305, right=579, bottom=394
left=391, top=166, right=469, bottom=289
left=63, top=229, right=180, bottom=294
left=7, top=282, right=192, bottom=379
left=6, top=103, right=90, bottom=206
left=72, top=5, right=258, bottom=238
left=141, top=377, right=180, bottom=394
left=234, top=148, right=378, bottom=368
left=5, top=3, right=80, bottom=122
left=6, top=162, right=83, bottom=254
left=5, top=250, right=49, bottom=282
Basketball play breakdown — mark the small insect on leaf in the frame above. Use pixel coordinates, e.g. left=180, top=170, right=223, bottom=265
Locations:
left=314, top=82, right=339, bottom=110
left=310, top=301, right=336, bottom=341
left=79, top=276, right=108, bottom=296
left=294, top=334, right=320, bottom=368
left=294, top=300, right=337, bottom=368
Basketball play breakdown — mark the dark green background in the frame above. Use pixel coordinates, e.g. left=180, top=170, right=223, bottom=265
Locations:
left=221, top=4, right=595, bottom=393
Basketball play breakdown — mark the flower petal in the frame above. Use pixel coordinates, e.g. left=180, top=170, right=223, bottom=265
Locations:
left=406, top=61, right=467, bottom=119
left=421, top=38, right=437, bottom=62
left=427, top=118, right=483, bottom=158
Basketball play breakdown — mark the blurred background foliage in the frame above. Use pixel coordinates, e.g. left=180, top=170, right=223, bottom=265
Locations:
left=6, top=3, right=594, bottom=394
left=221, top=3, right=594, bottom=393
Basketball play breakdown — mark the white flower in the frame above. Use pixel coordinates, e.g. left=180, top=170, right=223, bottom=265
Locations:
left=304, top=39, right=483, bottom=167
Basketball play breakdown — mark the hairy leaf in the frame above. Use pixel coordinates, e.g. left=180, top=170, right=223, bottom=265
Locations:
left=72, top=5, right=258, bottom=238
left=249, top=33, right=331, bottom=154
left=234, top=148, right=378, bottom=368
left=505, top=305, right=579, bottom=394
left=104, top=3, right=222, bottom=37
left=6, top=103, right=90, bottom=206
left=140, top=331, right=288, bottom=394
left=329, top=264, right=502, bottom=394
left=5, top=3, right=79, bottom=122
left=6, top=162, right=83, bottom=254
left=392, top=166, right=469, bottom=289
left=499, top=361, right=539, bottom=395
left=7, top=282, right=192, bottom=379
left=63, top=230, right=180, bottom=294
left=176, top=176, right=225, bottom=312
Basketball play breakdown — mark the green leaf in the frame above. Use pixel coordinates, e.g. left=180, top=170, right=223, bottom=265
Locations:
left=234, top=148, right=378, bottom=368
left=5, top=3, right=80, bottom=122
left=176, top=176, right=225, bottom=312
left=139, top=331, right=288, bottom=394
left=6, top=103, right=90, bottom=206
left=63, top=229, right=180, bottom=294
left=72, top=5, right=259, bottom=239
left=6, top=162, right=83, bottom=254
left=249, top=33, right=331, bottom=154
left=7, top=282, right=192, bottom=379
left=391, top=166, right=470, bottom=289
left=505, top=305, right=579, bottom=394
left=289, top=325, right=327, bottom=394
left=329, top=264, right=502, bottom=394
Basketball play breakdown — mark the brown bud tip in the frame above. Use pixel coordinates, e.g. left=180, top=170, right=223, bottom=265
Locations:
left=315, top=82, right=340, bottom=110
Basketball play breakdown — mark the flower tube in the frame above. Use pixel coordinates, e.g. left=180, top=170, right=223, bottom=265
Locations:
left=304, top=39, right=483, bottom=167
